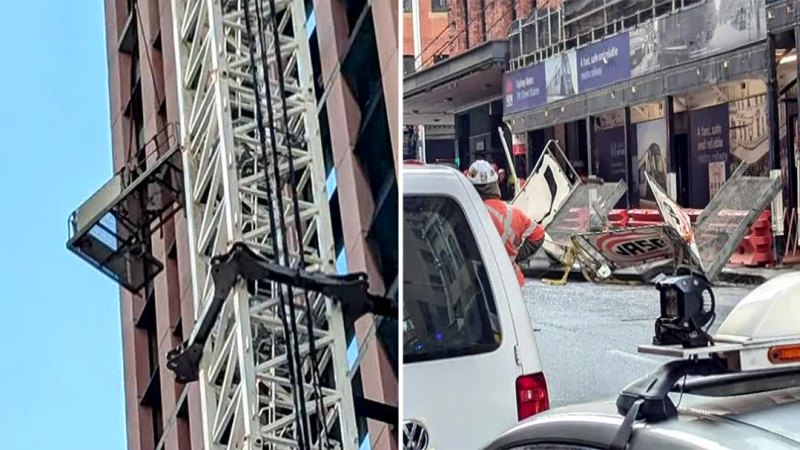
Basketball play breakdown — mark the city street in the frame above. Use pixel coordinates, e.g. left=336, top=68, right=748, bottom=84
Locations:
left=522, top=280, right=754, bottom=408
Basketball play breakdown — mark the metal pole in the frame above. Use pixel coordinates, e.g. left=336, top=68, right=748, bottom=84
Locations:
left=412, top=0, right=422, bottom=67
left=767, top=33, right=784, bottom=263
left=586, top=116, right=594, bottom=176
left=419, top=126, right=427, bottom=163
left=413, top=0, right=426, bottom=162
left=665, top=95, right=676, bottom=173
left=794, top=25, right=800, bottom=246
left=624, top=106, right=635, bottom=208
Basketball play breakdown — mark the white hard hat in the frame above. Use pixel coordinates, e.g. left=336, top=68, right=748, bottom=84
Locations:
left=467, top=160, right=498, bottom=185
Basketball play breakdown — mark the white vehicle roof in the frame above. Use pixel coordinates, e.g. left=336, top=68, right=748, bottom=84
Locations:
left=716, top=271, right=800, bottom=344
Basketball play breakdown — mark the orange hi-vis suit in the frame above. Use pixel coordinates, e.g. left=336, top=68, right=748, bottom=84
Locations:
left=484, top=198, right=545, bottom=286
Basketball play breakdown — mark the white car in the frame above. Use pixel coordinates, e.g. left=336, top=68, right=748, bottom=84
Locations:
left=403, top=163, right=550, bottom=450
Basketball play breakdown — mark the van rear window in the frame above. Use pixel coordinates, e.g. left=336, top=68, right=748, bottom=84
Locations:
left=404, top=195, right=502, bottom=363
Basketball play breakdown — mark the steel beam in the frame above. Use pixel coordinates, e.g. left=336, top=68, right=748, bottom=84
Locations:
left=767, top=33, right=785, bottom=263
left=168, top=0, right=358, bottom=448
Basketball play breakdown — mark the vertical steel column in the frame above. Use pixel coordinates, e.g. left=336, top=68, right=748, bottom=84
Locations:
left=793, top=25, right=800, bottom=221
left=168, top=0, right=358, bottom=448
left=412, top=0, right=426, bottom=162
left=665, top=95, right=676, bottom=173
left=624, top=106, right=635, bottom=208
left=767, top=34, right=781, bottom=172
left=767, top=33, right=784, bottom=263
left=586, top=116, right=595, bottom=176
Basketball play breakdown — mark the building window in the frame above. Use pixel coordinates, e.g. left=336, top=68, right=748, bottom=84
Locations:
left=344, top=0, right=369, bottom=35
left=403, top=55, right=416, bottom=76
left=403, top=0, right=411, bottom=13
left=377, top=316, right=398, bottom=376
left=431, top=0, right=447, bottom=12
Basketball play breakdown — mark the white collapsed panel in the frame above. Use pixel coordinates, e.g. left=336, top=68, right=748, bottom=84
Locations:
left=513, top=148, right=573, bottom=227
left=645, top=171, right=704, bottom=272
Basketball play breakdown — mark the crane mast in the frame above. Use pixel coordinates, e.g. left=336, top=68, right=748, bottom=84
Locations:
left=169, top=0, right=357, bottom=448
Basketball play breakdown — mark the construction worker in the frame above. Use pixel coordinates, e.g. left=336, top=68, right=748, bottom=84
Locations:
left=467, top=160, right=545, bottom=286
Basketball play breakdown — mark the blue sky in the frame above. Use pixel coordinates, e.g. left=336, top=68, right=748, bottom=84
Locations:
left=0, top=2, right=126, bottom=449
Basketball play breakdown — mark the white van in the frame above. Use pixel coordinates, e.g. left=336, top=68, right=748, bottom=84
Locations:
left=403, top=164, right=549, bottom=450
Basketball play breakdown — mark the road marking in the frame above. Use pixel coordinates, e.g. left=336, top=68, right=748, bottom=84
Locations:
left=607, top=349, right=664, bottom=365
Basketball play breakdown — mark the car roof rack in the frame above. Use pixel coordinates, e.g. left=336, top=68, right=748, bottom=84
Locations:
left=675, top=365, right=800, bottom=397
left=615, top=358, right=727, bottom=424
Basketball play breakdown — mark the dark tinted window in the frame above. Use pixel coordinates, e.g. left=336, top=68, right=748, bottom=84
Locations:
left=403, top=55, right=416, bottom=76
left=404, top=196, right=501, bottom=363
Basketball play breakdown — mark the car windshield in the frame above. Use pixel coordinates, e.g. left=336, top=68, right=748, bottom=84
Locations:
left=403, top=195, right=502, bottom=363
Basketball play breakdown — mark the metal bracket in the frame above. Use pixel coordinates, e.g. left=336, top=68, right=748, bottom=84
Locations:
left=166, top=242, right=397, bottom=383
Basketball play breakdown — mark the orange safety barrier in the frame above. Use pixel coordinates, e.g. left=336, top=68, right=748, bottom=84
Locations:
left=728, top=210, right=774, bottom=267
left=611, top=208, right=777, bottom=267
left=627, top=208, right=663, bottom=228
left=607, top=209, right=629, bottom=228
left=685, top=209, right=702, bottom=224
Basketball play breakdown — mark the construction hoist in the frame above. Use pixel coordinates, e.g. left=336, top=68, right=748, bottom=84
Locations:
left=165, top=0, right=397, bottom=448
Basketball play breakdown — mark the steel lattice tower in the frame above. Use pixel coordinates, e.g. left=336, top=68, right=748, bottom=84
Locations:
left=169, top=0, right=358, bottom=448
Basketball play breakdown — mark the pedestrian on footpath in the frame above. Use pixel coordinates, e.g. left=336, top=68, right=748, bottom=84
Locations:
left=467, top=160, right=544, bottom=286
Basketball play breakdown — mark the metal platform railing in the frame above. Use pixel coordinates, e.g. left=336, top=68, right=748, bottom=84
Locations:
left=66, top=123, right=183, bottom=292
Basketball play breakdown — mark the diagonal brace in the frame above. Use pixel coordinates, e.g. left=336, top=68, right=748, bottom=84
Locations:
left=166, top=241, right=396, bottom=383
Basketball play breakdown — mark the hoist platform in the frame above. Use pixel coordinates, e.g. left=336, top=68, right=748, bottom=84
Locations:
left=66, top=124, right=183, bottom=292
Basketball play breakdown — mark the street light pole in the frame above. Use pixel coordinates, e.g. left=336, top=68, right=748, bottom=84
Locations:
left=412, top=0, right=427, bottom=163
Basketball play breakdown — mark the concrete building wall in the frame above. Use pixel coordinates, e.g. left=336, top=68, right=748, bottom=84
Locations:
left=375, top=0, right=401, bottom=166
left=104, top=0, right=198, bottom=449
left=314, top=0, right=399, bottom=448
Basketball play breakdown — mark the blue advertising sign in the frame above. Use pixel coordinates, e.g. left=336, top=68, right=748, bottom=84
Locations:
left=577, top=32, right=631, bottom=92
left=594, top=126, right=627, bottom=183
left=594, top=126, right=629, bottom=209
left=689, top=104, right=730, bottom=208
left=503, top=63, right=546, bottom=115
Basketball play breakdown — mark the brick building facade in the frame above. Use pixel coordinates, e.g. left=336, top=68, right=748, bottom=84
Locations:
left=99, top=1, right=398, bottom=449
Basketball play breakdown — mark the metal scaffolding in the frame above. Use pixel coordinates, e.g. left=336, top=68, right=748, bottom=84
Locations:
left=168, top=0, right=357, bottom=448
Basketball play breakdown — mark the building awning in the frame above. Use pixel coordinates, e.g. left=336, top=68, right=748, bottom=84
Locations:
left=504, top=42, right=769, bottom=134
left=404, top=40, right=509, bottom=126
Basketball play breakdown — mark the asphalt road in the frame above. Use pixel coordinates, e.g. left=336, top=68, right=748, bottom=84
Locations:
left=522, top=280, right=754, bottom=408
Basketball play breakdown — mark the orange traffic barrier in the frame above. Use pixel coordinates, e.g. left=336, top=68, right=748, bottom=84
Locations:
left=616, top=207, right=776, bottom=267
left=607, top=209, right=629, bottom=228
left=728, top=211, right=774, bottom=267
left=684, top=209, right=702, bottom=224
left=627, top=208, right=663, bottom=228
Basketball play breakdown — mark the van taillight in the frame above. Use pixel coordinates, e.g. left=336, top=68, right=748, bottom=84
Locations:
left=516, top=372, right=549, bottom=420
